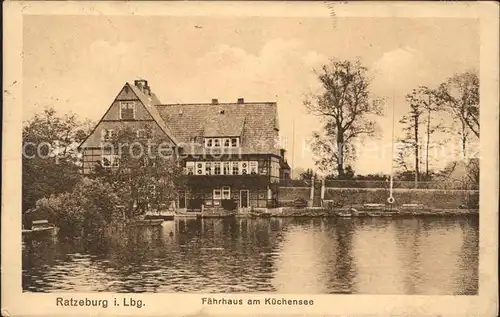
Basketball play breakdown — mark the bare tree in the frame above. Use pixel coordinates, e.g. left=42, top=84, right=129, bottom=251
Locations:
left=304, top=59, right=383, bottom=178
left=398, top=99, right=423, bottom=184
left=436, top=71, right=479, bottom=157
left=406, top=86, right=445, bottom=178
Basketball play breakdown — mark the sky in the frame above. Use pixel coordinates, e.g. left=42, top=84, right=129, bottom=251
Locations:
left=23, top=15, right=479, bottom=175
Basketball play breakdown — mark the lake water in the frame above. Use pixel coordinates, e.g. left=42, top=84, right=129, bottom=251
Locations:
left=23, top=216, right=479, bottom=294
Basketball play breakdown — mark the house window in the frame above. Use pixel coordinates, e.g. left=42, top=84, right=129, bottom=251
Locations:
left=148, top=184, right=157, bottom=199
left=102, top=129, right=114, bottom=141
left=213, top=188, right=222, bottom=200
left=214, top=162, right=221, bottom=175
left=232, top=162, right=239, bottom=175
left=222, top=186, right=231, bottom=199
left=186, top=161, right=195, bottom=175
left=223, top=162, right=231, bottom=175
left=205, top=162, right=212, bottom=175
left=141, top=157, right=156, bottom=167
left=231, top=138, right=239, bottom=147
left=223, top=138, right=231, bottom=147
left=102, top=155, right=120, bottom=168
left=213, top=138, right=221, bottom=148
left=196, top=162, right=204, bottom=175
left=240, top=161, right=248, bottom=175
left=120, top=101, right=136, bottom=120
left=249, top=161, right=258, bottom=175
left=136, top=129, right=147, bottom=139
left=205, top=139, right=213, bottom=147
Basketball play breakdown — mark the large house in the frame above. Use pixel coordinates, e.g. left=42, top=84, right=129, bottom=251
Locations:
left=79, top=79, right=291, bottom=212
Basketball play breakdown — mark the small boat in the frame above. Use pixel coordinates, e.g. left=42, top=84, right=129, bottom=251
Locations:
left=145, top=211, right=175, bottom=220
left=22, top=220, right=58, bottom=238
left=130, top=218, right=164, bottom=226
left=337, top=209, right=353, bottom=217
left=234, top=213, right=251, bottom=218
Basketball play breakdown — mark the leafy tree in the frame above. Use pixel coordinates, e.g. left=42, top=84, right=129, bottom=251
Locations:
left=22, top=108, right=93, bottom=213
left=305, top=59, right=383, bottom=178
left=93, top=125, right=184, bottom=219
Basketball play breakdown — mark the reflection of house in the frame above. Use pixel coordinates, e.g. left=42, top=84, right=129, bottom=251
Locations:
left=79, top=79, right=291, bottom=212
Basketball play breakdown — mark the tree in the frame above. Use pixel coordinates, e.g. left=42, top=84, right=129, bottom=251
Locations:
left=398, top=86, right=445, bottom=181
left=304, top=59, right=383, bottom=178
left=22, top=108, right=93, bottom=213
left=299, top=168, right=317, bottom=181
left=93, top=125, right=184, bottom=219
left=436, top=71, right=479, bottom=157
left=398, top=95, right=423, bottom=184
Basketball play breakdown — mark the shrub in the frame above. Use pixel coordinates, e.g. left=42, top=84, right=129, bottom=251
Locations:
left=30, top=177, right=124, bottom=238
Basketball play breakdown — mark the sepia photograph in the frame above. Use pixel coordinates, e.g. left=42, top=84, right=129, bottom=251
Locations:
left=2, top=1, right=499, bottom=316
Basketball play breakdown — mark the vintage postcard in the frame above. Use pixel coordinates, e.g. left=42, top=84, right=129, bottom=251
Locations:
left=2, top=1, right=499, bottom=316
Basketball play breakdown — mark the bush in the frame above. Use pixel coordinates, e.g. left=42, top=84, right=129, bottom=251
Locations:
left=30, top=178, right=124, bottom=238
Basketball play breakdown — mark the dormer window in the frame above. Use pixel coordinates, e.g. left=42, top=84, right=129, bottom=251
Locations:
left=120, top=101, right=136, bottom=120
left=231, top=138, right=239, bottom=147
left=204, top=137, right=240, bottom=148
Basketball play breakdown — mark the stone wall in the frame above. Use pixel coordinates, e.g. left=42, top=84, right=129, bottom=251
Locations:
left=279, top=186, right=479, bottom=209
left=323, top=188, right=478, bottom=209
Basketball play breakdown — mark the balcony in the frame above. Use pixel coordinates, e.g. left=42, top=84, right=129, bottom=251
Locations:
left=185, top=174, right=270, bottom=187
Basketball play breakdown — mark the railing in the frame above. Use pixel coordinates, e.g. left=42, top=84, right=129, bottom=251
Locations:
left=280, top=179, right=478, bottom=190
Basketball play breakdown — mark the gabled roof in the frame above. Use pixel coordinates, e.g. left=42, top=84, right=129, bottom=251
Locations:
left=127, top=83, right=179, bottom=145
left=157, top=102, right=280, bottom=155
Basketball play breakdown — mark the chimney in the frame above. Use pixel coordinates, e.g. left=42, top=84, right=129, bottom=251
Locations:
left=134, top=79, right=150, bottom=95
left=237, top=98, right=244, bottom=104
left=211, top=98, right=219, bottom=105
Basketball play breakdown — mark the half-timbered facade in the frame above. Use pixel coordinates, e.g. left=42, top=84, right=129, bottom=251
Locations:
left=79, top=80, right=291, bottom=212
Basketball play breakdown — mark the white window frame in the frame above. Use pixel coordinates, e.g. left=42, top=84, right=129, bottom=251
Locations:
left=186, top=161, right=195, bottom=175
left=240, top=161, right=248, bottom=175
left=223, top=162, right=231, bottom=175
left=231, top=137, right=240, bottom=147
left=101, top=129, right=114, bottom=141
left=213, top=138, right=221, bottom=148
left=196, top=162, right=204, bottom=175
left=120, top=101, right=136, bottom=120
left=232, top=161, right=239, bottom=175
left=136, top=128, right=147, bottom=139
left=205, top=162, right=212, bottom=175
left=148, top=184, right=157, bottom=199
left=223, top=138, right=231, bottom=148
left=249, top=161, right=258, bottom=175
left=222, top=186, right=231, bottom=199
left=205, top=138, right=213, bottom=148
left=214, top=162, right=221, bottom=175
left=213, top=188, right=222, bottom=200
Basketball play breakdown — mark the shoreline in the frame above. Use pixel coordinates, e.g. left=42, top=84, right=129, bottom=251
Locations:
left=176, top=208, right=479, bottom=219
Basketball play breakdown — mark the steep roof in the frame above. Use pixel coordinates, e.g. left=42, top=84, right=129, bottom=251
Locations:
left=128, top=83, right=179, bottom=144
left=157, top=102, right=280, bottom=155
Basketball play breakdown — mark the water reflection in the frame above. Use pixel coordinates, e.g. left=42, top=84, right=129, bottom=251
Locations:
left=23, top=216, right=479, bottom=294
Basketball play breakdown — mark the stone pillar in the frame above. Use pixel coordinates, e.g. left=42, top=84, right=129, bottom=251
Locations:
left=320, top=178, right=325, bottom=207
left=309, top=176, right=315, bottom=206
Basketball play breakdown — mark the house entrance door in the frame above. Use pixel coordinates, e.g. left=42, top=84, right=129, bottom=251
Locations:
left=240, top=190, right=249, bottom=208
